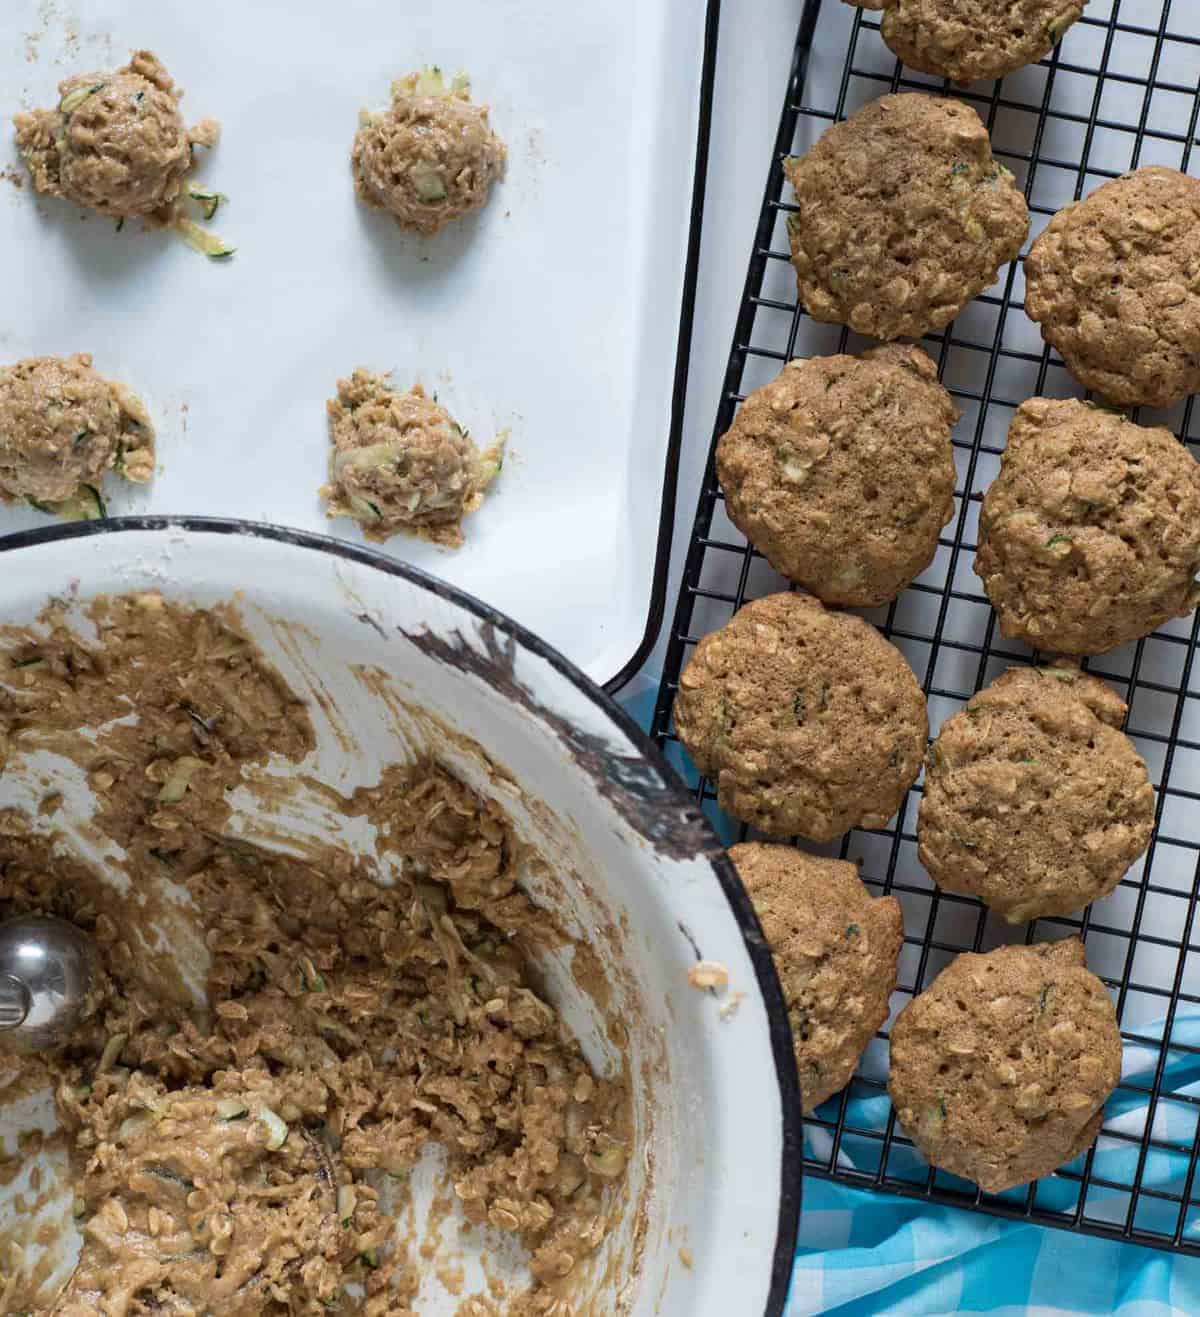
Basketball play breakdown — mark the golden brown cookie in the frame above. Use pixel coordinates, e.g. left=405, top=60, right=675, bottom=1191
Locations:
left=783, top=93, right=1028, bottom=340
left=716, top=345, right=958, bottom=607
left=673, top=592, right=927, bottom=840
left=1024, top=168, right=1200, bottom=407
left=852, top=0, right=1087, bottom=83
left=889, top=939, right=1122, bottom=1193
left=918, top=666, right=1155, bottom=923
left=732, top=842, right=903, bottom=1113
left=975, top=397, right=1200, bottom=655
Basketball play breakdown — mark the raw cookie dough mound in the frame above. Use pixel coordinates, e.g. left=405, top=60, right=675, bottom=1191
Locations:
left=860, top=0, right=1087, bottom=83
left=673, top=592, right=927, bottom=840
left=0, top=353, right=154, bottom=516
left=13, top=49, right=219, bottom=222
left=732, top=842, right=903, bottom=1112
left=918, top=666, right=1154, bottom=923
left=889, top=938, right=1122, bottom=1193
left=322, top=368, right=503, bottom=547
left=976, top=397, right=1200, bottom=654
left=1024, top=168, right=1200, bottom=407
left=783, top=93, right=1029, bottom=340
left=716, top=344, right=959, bottom=606
left=352, top=67, right=506, bottom=236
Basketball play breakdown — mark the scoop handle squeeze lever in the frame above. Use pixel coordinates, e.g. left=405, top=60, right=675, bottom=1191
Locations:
left=0, top=974, right=30, bottom=1030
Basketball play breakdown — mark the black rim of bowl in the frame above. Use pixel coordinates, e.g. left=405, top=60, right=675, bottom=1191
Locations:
left=0, top=515, right=803, bottom=1313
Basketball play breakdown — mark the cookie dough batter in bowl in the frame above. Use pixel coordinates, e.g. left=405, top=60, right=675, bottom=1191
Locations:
left=0, top=354, right=154, bottom=517
left=0, top=520, right=799, bottom=1317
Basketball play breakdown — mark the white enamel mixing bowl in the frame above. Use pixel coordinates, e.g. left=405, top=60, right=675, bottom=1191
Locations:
left=0, top=519, right=801, bottom=1315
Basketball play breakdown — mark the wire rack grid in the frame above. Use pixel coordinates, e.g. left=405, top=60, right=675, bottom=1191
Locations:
left=652, top=0, right=1200, bottom=1255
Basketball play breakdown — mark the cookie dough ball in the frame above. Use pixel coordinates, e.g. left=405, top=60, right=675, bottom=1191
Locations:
left=732, top=842, right=903, bottom=1113
left=322, top=369, right=503, bottom=547
left=1024, top=168, right=1200, bottom=407
left=0, top=354, right=154, bottom=511
left=976, top=397, right=1200, bottom=654
left=352, top=68, right=506, bottom=236
left=717, top=345, right=958, bottom=607
left=13, top=50, right=217, bottom=221
left=783, top=93, right=1029, bottom=340
left=889, top=939, right=1121, bottom=1193
left=674, top=593, right=927, bottom=840
left=918, top=666, right=1154, bottom=923
left=861, top=0, right=1086, bottom=83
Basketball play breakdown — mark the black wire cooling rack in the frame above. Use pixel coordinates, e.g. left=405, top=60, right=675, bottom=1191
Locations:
left=652, top=0, right=1200, bottom=1256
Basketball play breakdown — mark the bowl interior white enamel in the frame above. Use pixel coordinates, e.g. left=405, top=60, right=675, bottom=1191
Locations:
left=0, top=522, right=797, bottom=1316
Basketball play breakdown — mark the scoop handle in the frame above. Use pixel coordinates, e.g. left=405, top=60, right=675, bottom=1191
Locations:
left=0, top=975, right=30, bottom=1030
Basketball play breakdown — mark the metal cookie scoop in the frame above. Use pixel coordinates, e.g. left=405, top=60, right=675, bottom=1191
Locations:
left=0, top=916, right=97, bottom=1052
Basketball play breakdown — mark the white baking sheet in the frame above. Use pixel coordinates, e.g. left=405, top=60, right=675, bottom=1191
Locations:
left=0, top=0, right=707, bottom=685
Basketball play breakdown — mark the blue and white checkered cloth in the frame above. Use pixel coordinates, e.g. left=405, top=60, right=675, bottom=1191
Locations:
left=621, top=683, right=1200, bottom=1316
left=789, top=1177, right=1200, bottom=1315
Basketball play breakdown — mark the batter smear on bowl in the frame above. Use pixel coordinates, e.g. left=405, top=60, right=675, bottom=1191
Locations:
left=0, top=594, right=628, bottom=1314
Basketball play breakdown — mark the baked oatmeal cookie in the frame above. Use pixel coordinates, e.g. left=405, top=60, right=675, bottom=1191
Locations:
left=918, top=665, right=1154, bottom=923
left=353, top=67, right=506, bottom=236
left=783, top=93, right=1029, bottom=339
left=13, top=49, right=219, bottom=223
left=848, top=0, right=1087, bottom=83
left=716, top=344, right=959, bottom=606
left=1024, top=168, right=1200, bottom=407
left=889, top=938, right=1122, bottom=1193
left=975, top=397, right=1200, bottom=654
left=321, top=368, right=503, bottom=547
left=0, top=353, right=154, bottom=517
left=732, top=842, right=903, bottom=1113
left=673, top=592, right=927, bottom=840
